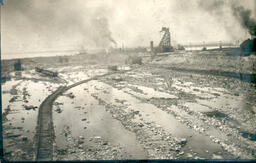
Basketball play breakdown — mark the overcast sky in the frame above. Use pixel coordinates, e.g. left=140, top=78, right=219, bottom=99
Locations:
left=1, top=0, right=255, bottom=58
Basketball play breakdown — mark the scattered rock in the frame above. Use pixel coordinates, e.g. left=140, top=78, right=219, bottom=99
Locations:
left=9, top=96, right=19, bottom=103
left=78, top=140, right=84, bottom=144
left=138, top=123, right=144, bottom=127
left=134, top=111, right=140, bottom=115
left=21, top=136, right=28, bottom=141
left=54, top=102, right=64, bottom=106
left=112, top=76, right=124, bottom=82
left=55, top=107, right=62, bottom=113
left=193, top=88, right=200, bottom=92
left=66, top=92, right=75, bottom=99
left=7, top=134, right=21, bottom=138
left=23, top=105, right=37, bottom=110
left=108, top=65, right=118, bottom=71
left=178, top=138, right=187, bottom=147
left=234, top=93, right=240, bottom=96
left=125, top=56, right=142, bottom=65
left=81, top=118, right=87, bottom=121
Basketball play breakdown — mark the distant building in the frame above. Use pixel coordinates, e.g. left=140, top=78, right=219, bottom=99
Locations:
left=14, top=59, right=22, bottom=71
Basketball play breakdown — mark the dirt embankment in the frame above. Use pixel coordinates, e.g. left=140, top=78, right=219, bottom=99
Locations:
left=151, top=51, right=256, bottom=74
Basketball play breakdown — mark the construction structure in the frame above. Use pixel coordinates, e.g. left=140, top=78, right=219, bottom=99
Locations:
left=151, top=27, right=174, bottom=53
left=158, top=27, right=174, bottom=53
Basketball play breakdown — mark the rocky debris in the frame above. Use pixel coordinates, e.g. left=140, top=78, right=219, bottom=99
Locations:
left=204, top=110, right=227, bottom=118
left=66, top=92, right=75, bottom=99
left=138, top=123, right=144, bottom=127
left=234, top=92, right=240, bottom=96
left=55, top=107, right=63, bottom=113
left=9, top=96, right=19, bottom=103
left=77, top=140, right=84, bottom=144
left=54, top=126, right=129, bottom=160
left=125, top=56, right=142, bottom=65
left=111, top=76, right=124, bottom=82
left=22, top=87, right=30, bottom=102
left=7, top=134, right=21, bottom=138
left=95, top=97, right=188, bottom=159
left=57, top=149, right=68, bottom=155
left=10, top=87, right=18, bottom=95
left=23, top=105, right=37, bottom=110
left=2, top=105, right=11, bottom=122
left=54, top=102, right=64, bottom=106
left=21, top=136, right=28, bottom=141
left=108, top=65, right=118, bottom=71
left=114, top=99, right=126, bottom=104
left=177, top=138, right=187, bottom=147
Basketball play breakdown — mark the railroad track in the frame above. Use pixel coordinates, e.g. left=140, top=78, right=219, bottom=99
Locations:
left=35, top=86, right=66, bottom=161
left=34, top=68, right=134, bottom=161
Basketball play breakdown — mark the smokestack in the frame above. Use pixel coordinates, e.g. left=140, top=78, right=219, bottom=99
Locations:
left=150, top=41, right=154, bottom=53
left=219, top=41, right=222, bottom=50
left=122, top=43, right=124, bottom=52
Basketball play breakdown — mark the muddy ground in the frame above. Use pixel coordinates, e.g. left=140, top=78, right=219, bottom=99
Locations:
left=1, top=50, right=256, bottom=160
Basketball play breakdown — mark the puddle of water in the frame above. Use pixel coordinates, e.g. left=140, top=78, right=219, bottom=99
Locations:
left=2, top=80, right=59, bottom=140
left=53, top=84, right=146, bottom=159
left=1, top=79, right=21, bottom=91
left=204, top=110, right=228, bottom=118
left=240, top=131, right=256, bottom=141
left=86, top=81, right=227, bottom=158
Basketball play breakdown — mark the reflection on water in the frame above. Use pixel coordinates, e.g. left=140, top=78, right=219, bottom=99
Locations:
left=2, top=80, right=59, bottom=140
left=86, top=80, right=228, bottom=158
left=53, top=84, right=146, bottom=159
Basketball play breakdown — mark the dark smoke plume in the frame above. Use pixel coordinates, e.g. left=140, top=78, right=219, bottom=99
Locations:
left=91, top=16, right=117, bottom=47
left=2, top=0, right=116, bottom=52
left=198, top=0, right=256, bottom=37
left=231, top=4, right=256, bottom=36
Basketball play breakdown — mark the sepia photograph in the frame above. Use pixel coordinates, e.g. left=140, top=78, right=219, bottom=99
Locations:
left=1, top=0, right=256, bottom=161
